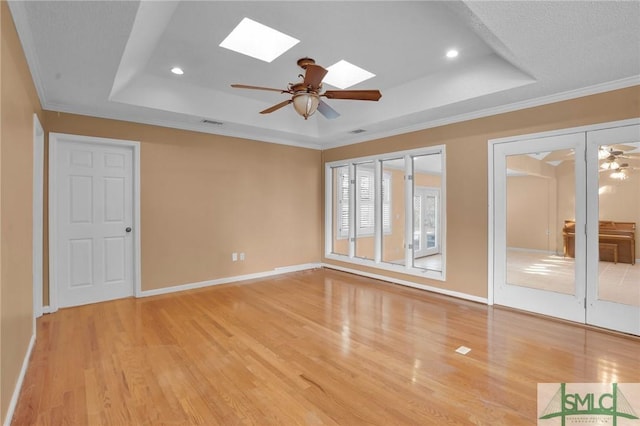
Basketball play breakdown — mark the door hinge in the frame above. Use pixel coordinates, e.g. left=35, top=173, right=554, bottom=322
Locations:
left=350, top=179, right=356, bottom=185
left=406, top=175, right=413, bottom=181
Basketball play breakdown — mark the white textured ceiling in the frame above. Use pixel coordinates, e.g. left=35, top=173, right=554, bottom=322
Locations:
left=9, top=1, right=640, bottom=149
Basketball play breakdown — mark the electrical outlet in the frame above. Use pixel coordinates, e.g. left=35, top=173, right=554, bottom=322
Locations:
left=239, top=252, right=245, bottom=261
left=232, top=252, right=238, bottom=262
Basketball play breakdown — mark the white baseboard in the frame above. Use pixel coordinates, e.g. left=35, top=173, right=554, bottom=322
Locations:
left=139, top=263, right=322, bottom=298
left=323, top=263, right=488, bottom=304
left=42, top=305, right=54, bottom=314
left=3, top=333, right=36, bottom=426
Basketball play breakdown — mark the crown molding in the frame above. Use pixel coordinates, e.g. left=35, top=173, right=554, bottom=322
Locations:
left=8, top=1, right=48, bottom=108
left=322, top=76, right=640, bottom=150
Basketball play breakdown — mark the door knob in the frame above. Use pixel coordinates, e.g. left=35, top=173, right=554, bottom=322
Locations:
left=125, top=227, right=132, bottom=233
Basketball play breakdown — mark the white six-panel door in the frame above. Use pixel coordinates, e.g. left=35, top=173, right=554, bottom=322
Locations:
left=50, top=133, right=137, bottom=309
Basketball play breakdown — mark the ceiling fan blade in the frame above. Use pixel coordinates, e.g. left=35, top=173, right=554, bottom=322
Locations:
left=303, top=64, right=328, bottom=89
left=324, top=90, right=382, bottom=101
left=317, top=100, right=340, bottom=120
left=260, top=99, right=292, bottom=114
left=231, top=84, right=287, bottom=93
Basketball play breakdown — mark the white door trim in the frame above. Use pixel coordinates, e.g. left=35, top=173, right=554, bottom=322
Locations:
left=48, top=133, right=141, bottom=312
left=32, top=114, right=44, bottom=323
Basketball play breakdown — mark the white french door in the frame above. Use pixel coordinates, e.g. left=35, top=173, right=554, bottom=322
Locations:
left=50, top=133, right=139, bottom=309
left=493, top=132, right=586, bottom=323
left=491, top=121, right=640, bottom=335
left=586, top=125, right=640, bottom=335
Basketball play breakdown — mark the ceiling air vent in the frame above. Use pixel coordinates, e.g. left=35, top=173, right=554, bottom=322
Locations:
left=350, top=129, right=366, bottom=134
left=201, top=119, right=224, bottom=126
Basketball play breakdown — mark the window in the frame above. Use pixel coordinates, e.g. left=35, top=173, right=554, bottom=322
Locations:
left=326, top=146, right=446, bottom=281
left=336, top=168, right=390, bottom=238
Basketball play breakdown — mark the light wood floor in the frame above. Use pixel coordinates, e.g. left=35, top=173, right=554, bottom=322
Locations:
left=12, top=268, right=640, bottom=425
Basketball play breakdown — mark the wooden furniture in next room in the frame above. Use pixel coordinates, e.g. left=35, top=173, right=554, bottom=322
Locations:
left=562, top=220, right=636, bottom=265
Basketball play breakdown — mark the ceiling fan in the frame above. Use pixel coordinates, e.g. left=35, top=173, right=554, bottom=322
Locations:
left=231, top=58, right=382, bottom=120
left=597, top=145, right=636, bottom=160
left=599, top=145, right=635, bottom=170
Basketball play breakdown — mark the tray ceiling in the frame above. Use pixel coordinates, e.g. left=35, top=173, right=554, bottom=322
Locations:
left=9, top=1, right=640, bottom=149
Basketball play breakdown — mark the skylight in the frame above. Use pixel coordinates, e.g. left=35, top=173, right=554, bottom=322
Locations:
left=323, top=60, right=375, bottom=90
left=219, top=18, right=299, bottom=63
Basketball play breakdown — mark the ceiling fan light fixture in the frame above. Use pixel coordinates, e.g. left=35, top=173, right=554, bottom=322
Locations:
left=600, top=159, right=620, bottom=170
left=292, top=93, right=320, bottom=119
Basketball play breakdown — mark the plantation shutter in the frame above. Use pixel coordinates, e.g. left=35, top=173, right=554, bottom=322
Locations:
left=358, top=171, right=375, bottom=233
left=382, top=173, right=391, bottom=232
left=338, top=167, right=350, bottom=238
left=337, top=167, right=392, bottom=239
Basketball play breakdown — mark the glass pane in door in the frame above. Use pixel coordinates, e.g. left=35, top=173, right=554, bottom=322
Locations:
left=381, top=158, right=405, bottom=266
left=424, top=193, right=437, bottom=251
left=354, top=162, right=375, bottom=260
left=331, top=165, right=349, bottom=256
left=596, top=141, right=640, bottom=307
left=505, top=149, right=576, bottom=294
left=412, top=153, right=442, bottom=272
left=413, top=194, right=422, bottom=253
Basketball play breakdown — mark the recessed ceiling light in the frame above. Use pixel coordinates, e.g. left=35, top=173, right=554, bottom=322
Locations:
left=171, top=67, right=184, bottom=75
left=323, top=60, right=375, bottom=90
left=219, top=17, right=299, bottom=63
left=446, top=49, right=459, bottom=59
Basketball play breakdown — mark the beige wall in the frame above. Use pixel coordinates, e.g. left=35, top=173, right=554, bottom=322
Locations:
left=44, top=112, right=322, bottom=295
left=506, top=175, right=558, bottom=252
left=323, top=86, right=640, bottom=298
left=1, top=0, right=42, bottom=421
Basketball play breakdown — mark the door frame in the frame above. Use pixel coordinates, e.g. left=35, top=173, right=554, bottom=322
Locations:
left=488, top=117, right=640, bottom=307
left=33, top=114, right=44, bottom=323
left=48, top=133, right=141, bottom=312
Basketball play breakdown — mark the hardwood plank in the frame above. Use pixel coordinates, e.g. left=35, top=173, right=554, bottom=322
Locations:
left=11, top=269, right=640, bottom=425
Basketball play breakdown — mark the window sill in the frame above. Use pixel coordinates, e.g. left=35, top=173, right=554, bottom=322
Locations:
left=324, top=253, right=445, bottom=281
